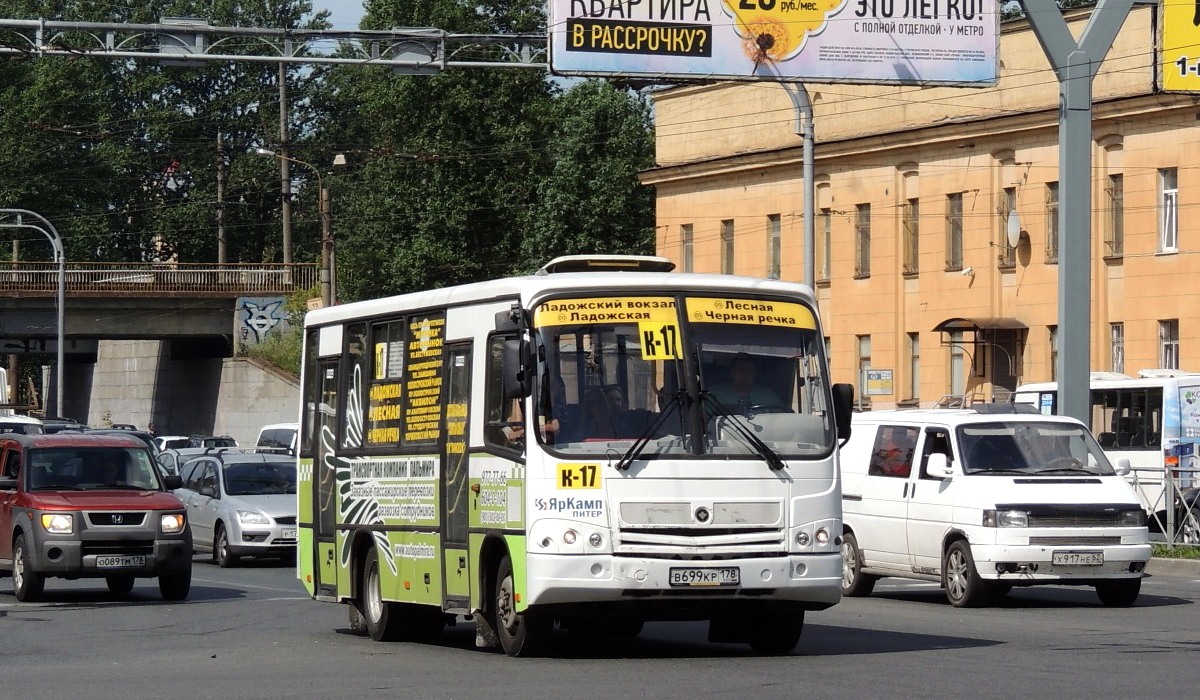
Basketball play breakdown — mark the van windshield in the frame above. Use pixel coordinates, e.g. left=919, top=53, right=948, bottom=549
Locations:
left=956, top=422, right=1116, bottom=476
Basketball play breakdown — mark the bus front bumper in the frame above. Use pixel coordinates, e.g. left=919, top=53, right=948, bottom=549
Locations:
left=524, top=552, right=842, bottom=609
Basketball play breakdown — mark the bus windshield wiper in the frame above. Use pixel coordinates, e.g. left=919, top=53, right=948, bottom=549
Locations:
left=614, top=390, right=686, bottom=472
left=700, top=393, right=786, bottom=471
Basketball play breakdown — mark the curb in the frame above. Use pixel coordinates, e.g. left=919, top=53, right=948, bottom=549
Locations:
left=1146, top=556, right=1200, bottom=577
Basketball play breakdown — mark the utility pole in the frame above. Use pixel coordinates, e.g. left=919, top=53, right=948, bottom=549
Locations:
left=216, top=133, right=226, bottom=265
left=319, top=185, right=332, bottom=307
left=278, top=61, right=292, bottom=265
left=1022, top=0, right=1135, bottom=423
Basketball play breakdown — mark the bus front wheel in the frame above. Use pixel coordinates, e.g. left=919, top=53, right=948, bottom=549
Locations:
left=494, top=555, right=551, bottom=657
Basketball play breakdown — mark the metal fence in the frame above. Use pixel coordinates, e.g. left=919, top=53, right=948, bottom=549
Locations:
left=0, top=262, right=318, bottom=295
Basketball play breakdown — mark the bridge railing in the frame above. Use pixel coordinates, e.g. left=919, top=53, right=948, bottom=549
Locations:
left=0, top=262, right=319, bottom=295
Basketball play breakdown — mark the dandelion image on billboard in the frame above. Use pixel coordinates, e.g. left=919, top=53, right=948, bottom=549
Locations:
left=726, top=0, right=844, bottom=69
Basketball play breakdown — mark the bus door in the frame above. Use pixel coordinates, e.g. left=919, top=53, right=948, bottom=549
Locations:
left=441, top=342, right=472, bottom=608
left=314, top=358, right=340, bottom=598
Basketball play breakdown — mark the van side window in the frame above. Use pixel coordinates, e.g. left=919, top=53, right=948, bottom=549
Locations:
left=920, top=428, right=954, bottom=478
left=867, top=425, right=918, bottom=478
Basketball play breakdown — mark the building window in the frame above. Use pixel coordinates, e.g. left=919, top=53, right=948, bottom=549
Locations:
left=1045, top=181, right=1059, bottom=264
left=1106, top=175, right=1123, bottom=257
left=720, top=219, right=734, bottom=274
left=998, top=187, right=1017, bottom=269
left=1049, top=325, right=1058, bottom=382
left=908, top=332, right=920, bottom=401
left=854, top=204, right=871, bottom=278
left=767, top=213, right=781, bottom=279
left=1160, top=319, right=1180, bottom=370
left=945, top=193, right=963, bottom=271
left=1110, top=322, right=1124, bottom=374
left=857, top=335, right=871, bottom=405
left=1160, top=168, right=1178, bottom=253
left=903, top=198, right=919, bottom=275
left=817, top=208, right=831, bottom=283
left=949, top=330, right=964, bottom=397
left=681, top=224, right=693, bottom=272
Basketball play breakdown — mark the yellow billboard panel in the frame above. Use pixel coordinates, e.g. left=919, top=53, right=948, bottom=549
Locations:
left=1162, top=0, right=1200, bottom=91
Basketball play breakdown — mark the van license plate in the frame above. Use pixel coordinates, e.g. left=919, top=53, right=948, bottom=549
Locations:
left=96, top=555, right=146, bottom=568
left=668, top=566, right=740, bottom=587
left=1052, top=551, right=1104, bottom=566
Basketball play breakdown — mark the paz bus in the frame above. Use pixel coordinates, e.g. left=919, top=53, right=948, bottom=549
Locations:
left=296, top=255, right=854, bottom=656
left=1012, top=371, right=1200, bottom=544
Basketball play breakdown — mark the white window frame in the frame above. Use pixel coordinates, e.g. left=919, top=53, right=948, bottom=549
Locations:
left=1160, top=168, right=1178, bottom=253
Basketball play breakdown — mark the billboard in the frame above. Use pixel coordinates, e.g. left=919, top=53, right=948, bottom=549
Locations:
left=1161, top=0, right=1200, bottom=92
left=548, top=0, right=999, bottom=85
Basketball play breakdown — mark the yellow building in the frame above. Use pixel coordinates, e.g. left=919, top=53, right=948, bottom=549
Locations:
left=642, top=5, right=1200, bottom=408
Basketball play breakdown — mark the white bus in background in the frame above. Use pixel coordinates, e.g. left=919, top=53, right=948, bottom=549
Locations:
left=1012, top=371, right=1200, bottom=543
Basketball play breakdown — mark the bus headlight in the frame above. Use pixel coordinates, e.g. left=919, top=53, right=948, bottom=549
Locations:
left=796, top=531, right=810, bottom=546
left=562, top=529, right=577, bottom=545
left=588, top=532, right=603, bottom=548
left=41, top=513, right=74, bottom=534
left=815, top=528, right=831, bottom=545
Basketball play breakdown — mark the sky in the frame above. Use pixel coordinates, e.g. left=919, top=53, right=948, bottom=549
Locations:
left=317, top=0, right=366, bottom=30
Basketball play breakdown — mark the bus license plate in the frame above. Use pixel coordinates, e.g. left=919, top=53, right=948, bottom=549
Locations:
left=1052, top=551, right=1104, bottom=566
left=668, top=566, right=740, bottom=587
left=96, top=555, right=145, bottom=568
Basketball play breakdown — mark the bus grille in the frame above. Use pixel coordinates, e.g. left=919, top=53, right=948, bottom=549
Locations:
left=614, top=500, right=785, bottom=557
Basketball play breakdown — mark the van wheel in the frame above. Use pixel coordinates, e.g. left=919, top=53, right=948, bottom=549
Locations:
left=12, top=534, right=44, bottom=602
left=943, top=541, right=986, bottom=608
left=1095, top=578, right=1141, bottom=607
left=840, top=532, right=877, bottom=597
left=494, top=554, right=552, bottom=657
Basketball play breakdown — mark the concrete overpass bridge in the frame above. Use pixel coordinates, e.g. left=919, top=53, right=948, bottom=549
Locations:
left=1, top=261, right=317, bottom=433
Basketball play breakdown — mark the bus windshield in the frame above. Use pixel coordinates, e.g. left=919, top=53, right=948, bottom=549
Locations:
left=532, top=294, right=835, bottom=459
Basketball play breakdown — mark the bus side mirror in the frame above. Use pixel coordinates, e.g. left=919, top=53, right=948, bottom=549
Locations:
left=502, top=338, right=533, bottom=399
left=1114, top=458, right=1132, bottom=477
left=926, top=453, right=955, bottom=479
left=832, top=383, right=854, bottom=440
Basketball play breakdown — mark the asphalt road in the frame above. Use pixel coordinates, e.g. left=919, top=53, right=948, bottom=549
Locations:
left=2, top=557, right=1198, bottom=700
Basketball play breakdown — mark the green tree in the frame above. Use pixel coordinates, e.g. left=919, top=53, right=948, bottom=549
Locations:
left=312, top=1, right=655, bottom=300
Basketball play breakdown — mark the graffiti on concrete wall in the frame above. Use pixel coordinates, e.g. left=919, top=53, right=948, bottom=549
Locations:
left=238, top=297, right=292, bottom=347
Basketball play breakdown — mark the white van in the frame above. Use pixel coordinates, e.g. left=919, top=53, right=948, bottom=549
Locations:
left=255, top=422, right=297, bottom=456
left=840, top=406, right=1151, bottom=607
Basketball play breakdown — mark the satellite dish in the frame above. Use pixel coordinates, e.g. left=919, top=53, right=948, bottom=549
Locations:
left=1006, top=210, right=1021, bottom=248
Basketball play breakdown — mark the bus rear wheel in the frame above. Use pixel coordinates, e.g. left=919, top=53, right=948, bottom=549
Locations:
left=494, top=555, right=551, bottom=657
left=362, top=546, right=403, bottom=642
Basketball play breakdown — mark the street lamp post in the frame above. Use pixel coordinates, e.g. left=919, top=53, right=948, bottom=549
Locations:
left=0, top=209, right=66, bottom=416
left=256, top=148, right=333, bottom=307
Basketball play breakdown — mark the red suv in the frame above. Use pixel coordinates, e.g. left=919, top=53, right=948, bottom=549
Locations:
left=0, top=433, right=193, bottom=601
